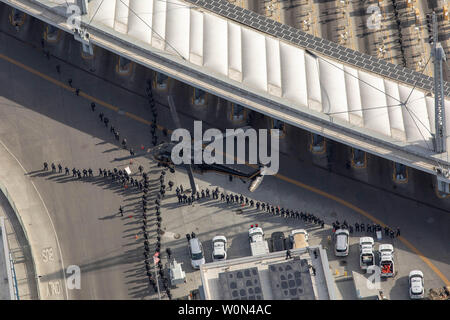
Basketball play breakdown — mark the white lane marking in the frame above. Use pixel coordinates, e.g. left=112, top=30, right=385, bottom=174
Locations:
left=0, top=139, right=68, bottom=299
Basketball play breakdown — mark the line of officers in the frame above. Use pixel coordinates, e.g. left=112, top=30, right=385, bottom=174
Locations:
left=176, top=184, right=326, bottom=228
left=332, top=220, right=401, bottom=239
left=43, top=162, right=94, bottom=179
left=142, top=167, right=173, bottom=300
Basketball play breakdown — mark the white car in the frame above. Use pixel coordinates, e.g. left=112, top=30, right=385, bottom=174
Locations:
left=212, top=236, right=227, bottom=261
left=334, top=229, right=349, bottom=257
left=188, top=237, right=205, bottom=269
left=409, top=270, right=424, bottom=299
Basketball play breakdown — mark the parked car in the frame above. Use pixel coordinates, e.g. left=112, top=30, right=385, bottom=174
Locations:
left=212, top=236, right=227, bottom=261
left=409, top=270, right=424, bottom=299
left=188, top=237, right=205, bottom=269
left=334, top=229, right=349, bottom=257
left=289, top=229, right=309, bottom=249
left=249, top=224, right=269, bottom=256
left=271, top=232, right=286, bottom=252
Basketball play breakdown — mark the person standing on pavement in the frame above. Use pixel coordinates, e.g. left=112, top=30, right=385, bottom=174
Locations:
left=43, top=162, right=48, bottom=171
left=119, top=206, right=123, bottom=217
left=91, top=102, right=96, bottom=112
left=58, top=164, right=62, bottom=173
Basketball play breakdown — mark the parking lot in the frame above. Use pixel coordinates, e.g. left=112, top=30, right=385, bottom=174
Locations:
left=0, top=2, right=448, bottom=300
left=155, top=168, right=437, bottom=300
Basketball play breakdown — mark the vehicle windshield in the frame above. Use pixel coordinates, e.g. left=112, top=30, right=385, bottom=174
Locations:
left=192, top=252, right=203, bottom=260
left=213, top=254, right=224, bottom=260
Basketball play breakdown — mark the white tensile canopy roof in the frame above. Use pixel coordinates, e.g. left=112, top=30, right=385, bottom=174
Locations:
left=29, top=0, right=450, bottom=154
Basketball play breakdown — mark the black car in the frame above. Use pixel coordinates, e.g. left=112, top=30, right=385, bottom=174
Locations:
left=271, top=232, right=286, bottom=252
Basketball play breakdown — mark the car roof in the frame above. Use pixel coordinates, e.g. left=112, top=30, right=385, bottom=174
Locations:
left=336, top=233, right=348, bottom=248
left=189, top=238, right=202, bottom=252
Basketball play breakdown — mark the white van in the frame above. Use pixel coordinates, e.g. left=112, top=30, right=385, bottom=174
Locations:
left=188, top=238, right=205, bottom=269
left=334, top=229, right=349, bottom=257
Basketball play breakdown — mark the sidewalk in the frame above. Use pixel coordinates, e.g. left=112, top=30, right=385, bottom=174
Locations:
left=0, top=191, right=39, bottom=299
left=0, top=140, right=67, bottom=299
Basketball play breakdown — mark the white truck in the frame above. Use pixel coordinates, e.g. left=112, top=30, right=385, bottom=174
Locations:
left=378, top=244, right=395, bottom=278
left=359, top=237, right=375, bottom=270
left=248, top=224, right=269, bottom=256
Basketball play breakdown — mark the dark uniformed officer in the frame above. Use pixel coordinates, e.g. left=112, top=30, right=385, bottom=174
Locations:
left=88, top=168, right=93, bottom=177
left=360, top=223, right=365, bottom=232
left=83, top=169, right=87, bottom=177
left=119, top=206, right=123, bottom=217
left=77, top=170, right=81, bottom=179
left=226, top=195, right=230, bottom=203
left=285, top=249, right=292, bottom=259
left=256, top=202, right=260, bottom=210
left=51, top=163, right=56, bottom=172
left=43, top=162, right=48, bottom=171
left=65, top=167, right=70, bottom=175
left=355, top=223, right=360, bottom=232
left=57, top=164, right=62, bottom=173
left=261, top=203, right=265, bottom=211
left=72, top=168, right=76, bottom=177
left=99, top=112, right=104, bottom=121
left=91, top=102, right=95, bottom=112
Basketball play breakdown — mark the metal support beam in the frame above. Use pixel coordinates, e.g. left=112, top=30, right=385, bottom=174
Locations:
left=76, top=0, right=88, bottom=15
left=167, top=96, right=197, bottom=195
left=432, top=11, right=447, bottom=153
